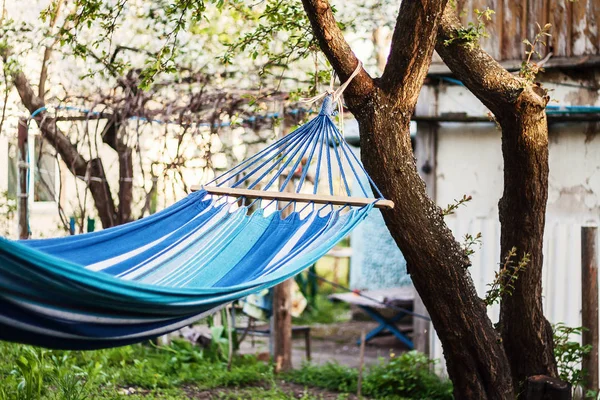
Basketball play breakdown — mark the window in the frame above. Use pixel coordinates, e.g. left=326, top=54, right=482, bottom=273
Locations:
left=7, top=142, right=18, bottom=200
left=6, top=136, right=59, bottom=205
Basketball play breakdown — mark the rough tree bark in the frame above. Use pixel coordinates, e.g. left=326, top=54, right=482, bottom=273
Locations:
left=272, top=279, right=293, bottom=372
left=103, top=112, right=136, bottom=225
left=301, top=0, right=514, bottom=398
left=435, top=6, right=557, bottom=392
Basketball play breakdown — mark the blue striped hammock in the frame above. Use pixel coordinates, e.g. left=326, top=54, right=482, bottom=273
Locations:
left=0, top=97, right=391, bottom=349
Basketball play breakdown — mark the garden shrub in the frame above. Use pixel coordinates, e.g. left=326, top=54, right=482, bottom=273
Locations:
left=288, top=351, right=453, bottom=399
left=363, top=351, right=453, bottom=399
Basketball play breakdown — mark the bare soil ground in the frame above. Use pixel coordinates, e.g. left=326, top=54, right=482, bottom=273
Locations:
left=183, top=381, right=364, bottom=399
left=165, top=319, right=411, bottom=398
left=237, top=320, right=411, bottom=368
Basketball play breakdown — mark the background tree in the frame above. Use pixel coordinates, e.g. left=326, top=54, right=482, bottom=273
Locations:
left=0, top=0, right=283, bottom=230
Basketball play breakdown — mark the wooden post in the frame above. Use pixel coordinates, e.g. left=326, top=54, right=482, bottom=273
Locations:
left=357, top=330, right=366, bottom=398
left=412, top=83, right=438, bottom=357
left=226, top=305, right=234, bottom=371
left=273, top=106, right=293, bottom=373
left=413, top=120, right=437, bottom=356
left=17, top=118, right=29, bottom=240
left=273, top=279, right=293, bottom=372
left=582, top=226, right=599, bottom=392
left=304, top=329, right=311, bottom=361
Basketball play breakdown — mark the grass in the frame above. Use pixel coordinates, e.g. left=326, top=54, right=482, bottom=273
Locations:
left=0, top=340, right=452, bottom=399
left=285, top=362, right=358, bottom=393
left=286, top=352, right=453, bottom=400
left=0, top=340, right=271, bottom=399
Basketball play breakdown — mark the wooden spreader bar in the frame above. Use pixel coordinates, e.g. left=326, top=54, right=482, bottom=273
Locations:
left=191, top=185, right=395, bottom=210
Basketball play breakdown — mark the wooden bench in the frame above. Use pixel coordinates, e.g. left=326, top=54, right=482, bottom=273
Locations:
left=236, top=324, right=312, bottom=360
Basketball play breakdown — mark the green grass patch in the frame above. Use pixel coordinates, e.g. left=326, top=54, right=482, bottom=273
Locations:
left=0, top=340, right=271, bottom=399
left=0, top=340, right=452, bottom=399
left=285, top=362, right=359, bottom=393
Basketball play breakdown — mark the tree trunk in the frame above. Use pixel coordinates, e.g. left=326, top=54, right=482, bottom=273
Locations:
left=302, top=0, right=517, bottom=397
left=524, top=375, right=572, bottom=400
left=435, top=6, right=558, bottom=391
left=87, top=158, right=117, bottom=228
left=357, top=92, right=514, bottom=399
left=497, top=90, right=557, bottom=391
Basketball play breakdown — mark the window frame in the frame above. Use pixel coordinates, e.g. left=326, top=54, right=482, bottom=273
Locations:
left=28, top=134, right=60, bottom=210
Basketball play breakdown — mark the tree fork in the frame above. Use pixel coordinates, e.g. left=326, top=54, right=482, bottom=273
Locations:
left=302, top=0, right=515, bottom=397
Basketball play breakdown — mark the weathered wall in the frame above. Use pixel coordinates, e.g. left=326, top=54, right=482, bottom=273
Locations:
left=436, top=0, right=600, bottom=61
left=436, top=123, right=600, bottom=225
left=420, top=71, right=600, bottom=375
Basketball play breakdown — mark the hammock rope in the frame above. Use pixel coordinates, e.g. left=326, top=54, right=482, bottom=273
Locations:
left=206, top=96, right=384, bottom=201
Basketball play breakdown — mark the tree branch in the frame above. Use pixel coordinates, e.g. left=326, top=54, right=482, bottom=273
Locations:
left=38, top=0, right=66, bottom=98
left=381, top=0, right=448, bottom=101
left=6, top=58, right=118, bottom=228
left=435, top=5, right=526, bottom=117
left=300, top=0, right=373, bottom=99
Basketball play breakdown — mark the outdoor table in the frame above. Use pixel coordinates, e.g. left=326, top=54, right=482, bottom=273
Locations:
left=329, top=286, right=415, bottom=349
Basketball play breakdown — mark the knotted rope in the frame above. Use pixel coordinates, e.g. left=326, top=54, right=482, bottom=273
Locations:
left=301, top=61, right=363, bottom=136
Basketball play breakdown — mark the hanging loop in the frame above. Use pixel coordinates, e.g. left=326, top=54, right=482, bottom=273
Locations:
left=301, top=61, right=363, bottom=110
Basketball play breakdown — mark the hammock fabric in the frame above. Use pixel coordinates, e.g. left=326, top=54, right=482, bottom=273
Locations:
left=0, top=97, right=387, bottom=349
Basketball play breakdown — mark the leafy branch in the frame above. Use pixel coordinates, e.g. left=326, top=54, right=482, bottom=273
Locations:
left=443, top=8, right=494, bottom=48
left=484, top=247, right=530, bottom=306
left=441, top=194, right=472, bottom=216
left=49, top=0, right=215, bottom=89
left=519, top=23, right=552, bottom=84
left=222, top=0, right=318, bottom=80
left=553, top=323, right=593, bottom=388
left=463, top=232, right=482, bottom=258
